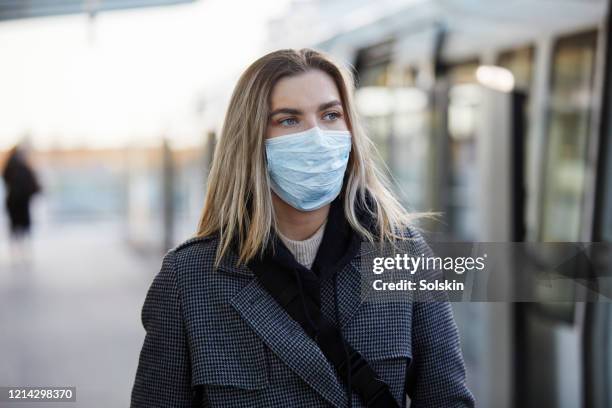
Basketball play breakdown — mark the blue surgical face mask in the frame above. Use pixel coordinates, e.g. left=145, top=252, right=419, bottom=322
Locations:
left=264, top=126, right=352, bottom=211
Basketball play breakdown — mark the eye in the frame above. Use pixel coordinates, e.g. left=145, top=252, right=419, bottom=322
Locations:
left=323, top=111, right=342, bottom=121
left=278, top=117, right=299, bottom=127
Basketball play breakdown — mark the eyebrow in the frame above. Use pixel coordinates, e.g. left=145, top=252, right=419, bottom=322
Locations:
left=268, top=99, right=342, bottom=118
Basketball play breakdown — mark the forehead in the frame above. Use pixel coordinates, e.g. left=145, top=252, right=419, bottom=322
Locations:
left=269, top=69, right=341, bottom=110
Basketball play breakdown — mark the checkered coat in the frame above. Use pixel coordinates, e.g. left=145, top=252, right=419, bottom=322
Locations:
left=130, top=226, right=475, bottom=407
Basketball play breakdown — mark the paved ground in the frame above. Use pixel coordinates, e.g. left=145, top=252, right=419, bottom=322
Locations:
left=0, top=219, right=171, bottom=408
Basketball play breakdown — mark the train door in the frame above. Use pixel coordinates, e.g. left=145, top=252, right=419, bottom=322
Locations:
left=521, top=29, right=600, bottom=408
left=446, top=83, right=526, bottom=408
left=584, top=7, right=612, bottom=407
left=416, top=54, right=516, bottom=405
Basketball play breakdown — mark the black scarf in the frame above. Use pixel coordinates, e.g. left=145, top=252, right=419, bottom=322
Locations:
left=247, top=191, right=399, bottom=408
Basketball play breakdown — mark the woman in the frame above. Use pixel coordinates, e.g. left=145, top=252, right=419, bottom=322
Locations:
left=2, top=143, right=41, bottom=256
left=131, top=48, right=475, bottom=408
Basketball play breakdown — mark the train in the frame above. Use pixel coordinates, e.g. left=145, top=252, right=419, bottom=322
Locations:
left=295, top=1, right=612, bottom=407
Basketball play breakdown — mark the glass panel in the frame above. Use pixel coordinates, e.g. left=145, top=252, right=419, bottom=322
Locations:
left=355, top=45, right=430, bottom=211
left=389, top=87, right=429, bottom=211
left=447, top=60, right=479, bottom=85
left=541, top=30, right=598, bottom=241
left=446, top=60, right=481, bottom=240
left=354, top=43, right=394, bottom=170
left=355, top=40, right=394, bottom=87
left=359, top=64, right=390, bottom=87
left=497, top=46, right=535, bottom=91
left=355, top=84, right=430, bottom=211
left=496, top=46, right=535, bottom=237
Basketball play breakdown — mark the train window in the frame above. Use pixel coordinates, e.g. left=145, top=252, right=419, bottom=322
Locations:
left=354, top=40, right=394, bottom=87
left=540, top=30, right=598, bottom=242
left=354, top=40, right=393, bottom=166
left=354, top=41, right=431, bottom=212
left=355, top=84, right=429, bottom=212
left=496, top=46, right=534, bottom=237
left=400, top=65, right=418, bottom=87
left=390, top=87, right=429, bottom=211
left=445, top=59, right=480, bottom=240
left=497, top=46, right=534, bottom=92
left=354, top=41, right=394, bottom=166
left=496, top=47, right=534, bottom=134
left=446, top=59, right=479, bottom=85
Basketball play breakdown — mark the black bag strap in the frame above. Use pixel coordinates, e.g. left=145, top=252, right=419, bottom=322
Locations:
left=191, top=386, right=205, bottom=408
left=249, top=260, right=399, bottom=408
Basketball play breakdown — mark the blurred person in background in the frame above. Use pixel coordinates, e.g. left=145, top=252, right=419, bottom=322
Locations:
left=131, top=48, right=474, bottom=407
left=2, top=142, right=41, bottom=263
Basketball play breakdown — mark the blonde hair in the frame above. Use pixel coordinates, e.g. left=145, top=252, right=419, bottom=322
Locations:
left=196, top=48, right=418, bottom=267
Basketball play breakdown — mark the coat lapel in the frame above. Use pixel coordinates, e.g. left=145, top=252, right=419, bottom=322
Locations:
left=228, top=271, right=348, bottom=408
left=218, top=242, right=381, bottom=408
left=218, top=190, right=383, bottom=407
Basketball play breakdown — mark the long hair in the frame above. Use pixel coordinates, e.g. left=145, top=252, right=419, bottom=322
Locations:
left=196, top=48, right=418, bottom=267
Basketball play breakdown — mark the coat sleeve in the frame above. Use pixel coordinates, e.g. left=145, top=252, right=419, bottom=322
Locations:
left=405, top=230, right=476, bottom=408
left=131, top=250, right=202, bottom=408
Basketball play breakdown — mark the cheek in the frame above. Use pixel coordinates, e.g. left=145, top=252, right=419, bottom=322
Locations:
left=327, top=116, right=349, bottom=130
left=266, top=128, right=286, bottom=139
left=265, top=120, right=299, bottom=139
left=265, top=125, right=282, bottom=139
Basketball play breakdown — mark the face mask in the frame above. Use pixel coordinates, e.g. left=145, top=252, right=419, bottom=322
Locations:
left=264, top=126, right=352, bottom=211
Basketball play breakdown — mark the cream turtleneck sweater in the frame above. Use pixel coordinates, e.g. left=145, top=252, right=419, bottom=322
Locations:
left=276, top=219, right=327, bottom=269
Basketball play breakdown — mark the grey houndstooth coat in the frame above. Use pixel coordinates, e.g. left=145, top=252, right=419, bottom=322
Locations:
left=130, top=226, right=475, bottom=407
